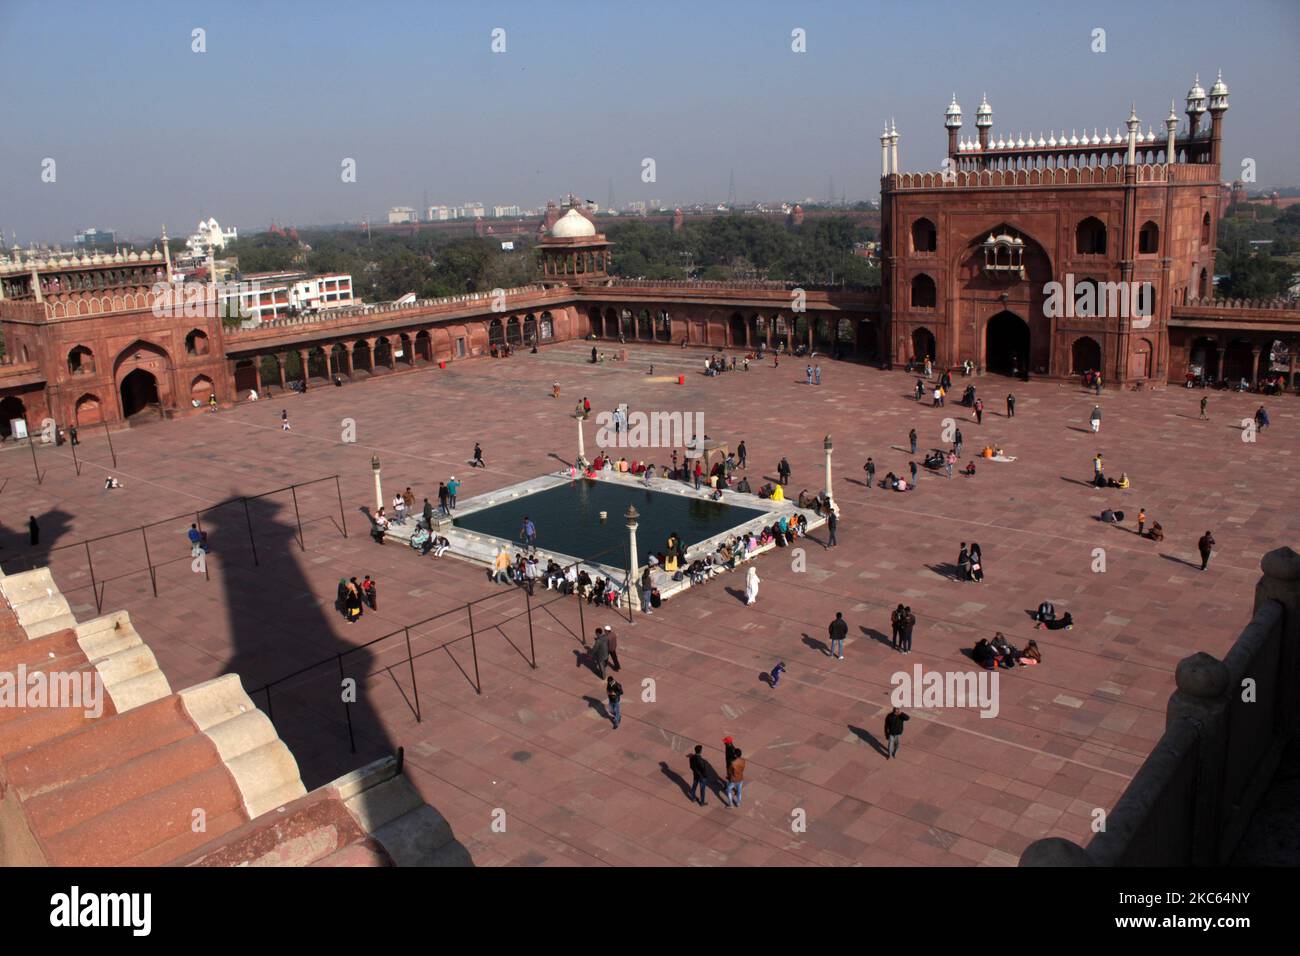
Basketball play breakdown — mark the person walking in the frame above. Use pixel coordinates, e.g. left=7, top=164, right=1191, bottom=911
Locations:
left=1006, top=394, right=1016, bottom=418
left=447, top=476, right=461, bottom=509
left=363, top=575, right=378, bottom=611
left=814, top=364, right=822, bottom=385
left=974, top=398, right=984, bottom=424
left=471, top=442, right=485, bottom=468
left=806, top=364, right=814, bottom=385
left=606, top=675, right=623, bottom=729
left=901, top=607, right=915, bottom=654
left=908, top=428, right=918, bottom=455
left=1199, top=396, right=1209, bottom=420
left=909, top=460, right=918, bottom=486
left=825, top=506, right=838, bottom=548
left=1198, top=531, right=1216, bottom=571
left=737, top=440, right=747, bottom=470
left=954, top=428, right=963, bottom=457
left=281, top=409, right=290, bottom=431
left=725, top=748, right=746, bottom=807
left=687, top=745, right=709, bottom=805
left=744, top=566, right=760, bottom=606
left=778, top=457, right=792, bottom=486
left=884, top=706, right=910, bottom=760
left=492, top=548, right=511, bottom=584
left=590, top=627, right=610, bottom=678
left=828, top=611, right=847, bottom=660
left=915, top=378, right=925, bottom=402
left=437, top=482, right=450, bottom=515
left=605, top=625, right=621, bottom=672
left=1137, top=508, right=1147, bottom=536
left=1094, top=373, right=1103, bottom=396
left=422, top=497, right=434, bottom=530
left=864, top=457, right=876, bottom=488
left=770, top=661, right=786, bottom=688
left=1093, top=453, right=1104, bottom=485
left=1089, top=404, right=1102, bottom=433
left=187, top=523, right=202, bottom=557
left=933, top=385, right=942, bottom=407
left=520, top=516, right=537, bottom=547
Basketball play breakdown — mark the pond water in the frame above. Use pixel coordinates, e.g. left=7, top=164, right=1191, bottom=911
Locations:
left=453, top=479, right=766, bottom=566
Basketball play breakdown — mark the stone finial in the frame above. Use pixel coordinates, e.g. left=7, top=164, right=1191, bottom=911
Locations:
left=1175, top=651, right=1230, bottom=699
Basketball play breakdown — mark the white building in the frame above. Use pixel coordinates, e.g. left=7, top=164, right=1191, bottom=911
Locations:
left=493, top=205, right=522, bottom=218
left=185, top=218, right=237, bottom=256
left=427, top=206, right=452, bottom=221
left=220, top=271, right=355, bottom=323
left=387, top=207, right=416, bottom=224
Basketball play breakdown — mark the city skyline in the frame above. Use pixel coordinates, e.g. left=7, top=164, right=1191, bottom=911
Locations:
left=1, top=0, right=1297, bottom=242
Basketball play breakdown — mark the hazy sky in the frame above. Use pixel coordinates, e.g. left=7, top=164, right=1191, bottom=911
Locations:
left=1, top=0, right=1296, bottom=243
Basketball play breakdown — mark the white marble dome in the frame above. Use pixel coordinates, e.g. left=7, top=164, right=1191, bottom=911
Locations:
left=550, top=208, right=596, bottom=239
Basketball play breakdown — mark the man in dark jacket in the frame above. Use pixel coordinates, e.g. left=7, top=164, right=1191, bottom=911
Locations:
left=890, top=604, right=906, bottom=651
left=687, top=744, right=709, bottom=805
left=884, top=707, right=910, bottom=760
left=422, top=497, right=434, bottom=530
left=1198, top=531, right=1216, bottom=571
left=900, top=607, right=916, bottom=654
left=605, top=625, right=621, bottom=672
left=590, top=628, right=609, bottom=677
left=606, top=676, right=623, bottom=729
left=828, top=611, right=848, bottom=660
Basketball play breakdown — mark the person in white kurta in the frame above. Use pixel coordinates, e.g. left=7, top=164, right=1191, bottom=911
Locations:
left=745, top=566, right=760, bottom=605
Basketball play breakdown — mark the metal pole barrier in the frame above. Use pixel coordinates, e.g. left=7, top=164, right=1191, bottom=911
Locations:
left=290, top=484, right=305, bottom=551
left=195, top=513, right=210, bottom=582
left=576, top=565, right=586, bottom=645
left=334, top=475, right=348, bottom=538
left=140, top=527, right=158, bottom=597
left=85, top=540, right=101, bottom=613
left=25, top=420, right=41, bottom=485
left=103, top=418, right=117, bottom=468
left=241, top=497, right=260, bottom=566
left=525, top=586, right=537, bottom=669
left=404, top=626, right=421, bottom=722
left=466, top=603, right=482, bottom=695
left=337, top=654, right=357, bottom=754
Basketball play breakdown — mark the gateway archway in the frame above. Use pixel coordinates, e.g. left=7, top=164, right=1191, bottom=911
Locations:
left=120, top=368, right=161, bottom=418
left=986, top=311, right=1030, bottom=377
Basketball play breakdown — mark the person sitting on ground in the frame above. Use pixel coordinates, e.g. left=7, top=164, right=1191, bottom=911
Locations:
left=797, top=489, right=814, bottom=509
left=1041, top=611, right=1074, bottom=631
left=1100, top=508, right=1124, bottom=524
left=770, top=483, right=785, bottom=502
left=973, top=638, right=997, bottom=670
left=431, top=535, right=450, bottom=558
left=1018, top=640, right=1042, bottom=665
left=758, top=527, right=773, bottom=547
left=104, top=476, right=124, bottom=489
left=757, top=482, right=774, bottom=499
left=588, top=576, right=608, bottom=605
left=576, top=569, right=592, bottom=598
left=991, top=632, right=1017, bottom=667
left=962, top=461, right=977, bottom=477
left=981, top=445, right=995, bottom=458
left=1115, top=472, right=1130, bottom=489
left=1033, top=600, right=1056, bottom=627
left=688, top=559, right=706, bottom=585
left=1147, top=520, right=1165, bottom=542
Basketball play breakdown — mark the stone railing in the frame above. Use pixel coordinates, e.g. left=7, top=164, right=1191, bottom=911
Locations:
left=1182, top=296, right=1300, bottom=312
left=891, top=163, right=1202, bottom=191
left=599, top=278, right=879, bottom=293
left=1021, top=547, right=1300, bottom=866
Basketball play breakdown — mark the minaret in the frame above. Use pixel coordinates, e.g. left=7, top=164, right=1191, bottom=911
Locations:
left=880, top=123, right=891, bottom=178
left=1165, top=101, right=1179, bottom=166
left=975, top=93, right=993, bottom=150
left=1207, top=70, right=1229, bottom=167
left=944, top=94, right=963, bottom=162
left=1125, top=104, right=1140, bottom=166
left=161, top=224, right=173, bottom=282
left=1186, top=74, right=1207, bottom=138
left=889, top=119, right=900, bottom=177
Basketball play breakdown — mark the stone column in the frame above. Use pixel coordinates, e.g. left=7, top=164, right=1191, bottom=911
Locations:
left=1250, top=346, right=1261, bottom=386
left=298, top=349, right=309, bottom=383
left=575, top=411, right=587, bottom=467
left=1214, top=339, right=1224, bottom=382
left=625, top=505, right=640, bottom=616
left=253, top=359, right=263, bottom=393
left=277, top=354, right=287, bottom=390
left=371, top=455, right=383, bottom=514
left=823, top=435, right=833, bottom=499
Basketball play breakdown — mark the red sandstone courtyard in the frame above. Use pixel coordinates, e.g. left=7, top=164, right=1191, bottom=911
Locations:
left=1, top=342, right=1295, bottom=866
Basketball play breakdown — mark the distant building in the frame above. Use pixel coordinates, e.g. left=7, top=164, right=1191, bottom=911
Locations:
left=220, top=271, right=355, bottom=322
left=73, top=227, right=116, bottom=247
left=427, top=206, right=452, bottom=221
left=493, top=205, right=522, bottom=218
left=185, top=217, right=237, bottom=257
left=387, top=207, right=416, bottom=224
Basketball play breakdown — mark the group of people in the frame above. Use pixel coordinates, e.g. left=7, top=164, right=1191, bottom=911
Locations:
left=973, top=633, right=1042, bottom=669
left=1032, top=601, right=1074, bottom=631
left=685, top=737, right=747, bottom=806
left=957, top=542, right=985, bottom=582
left=336, top=575, right=377, bottom=623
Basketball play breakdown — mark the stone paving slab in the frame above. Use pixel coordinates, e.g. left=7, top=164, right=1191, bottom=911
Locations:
left=0, top=339, right=1294, bottom=866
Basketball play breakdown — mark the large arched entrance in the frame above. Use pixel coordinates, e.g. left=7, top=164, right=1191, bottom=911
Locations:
left=728, top=313, right=746, bottom=346
left=120, top=368, right=161, bottom=418
left=911, top=327, right=935, bottom=362
left=0, top=396, right=27, bottom=438
left=985, top=312, right=1030, bottom=377
left=1071, top=336, right=1102, bottom=376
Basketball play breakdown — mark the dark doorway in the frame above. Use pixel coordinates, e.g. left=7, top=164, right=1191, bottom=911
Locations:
left=0, top=396, right=27, bottom=438
left=729, top=313, right=746, bottom=346
left=911, top=327, right=935, bottom=362
left=120, top=368, right=160, bottom=418
left=1071, top=336, right=1102, bottom=376
left=986, top=311, right=1030, bottom=377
